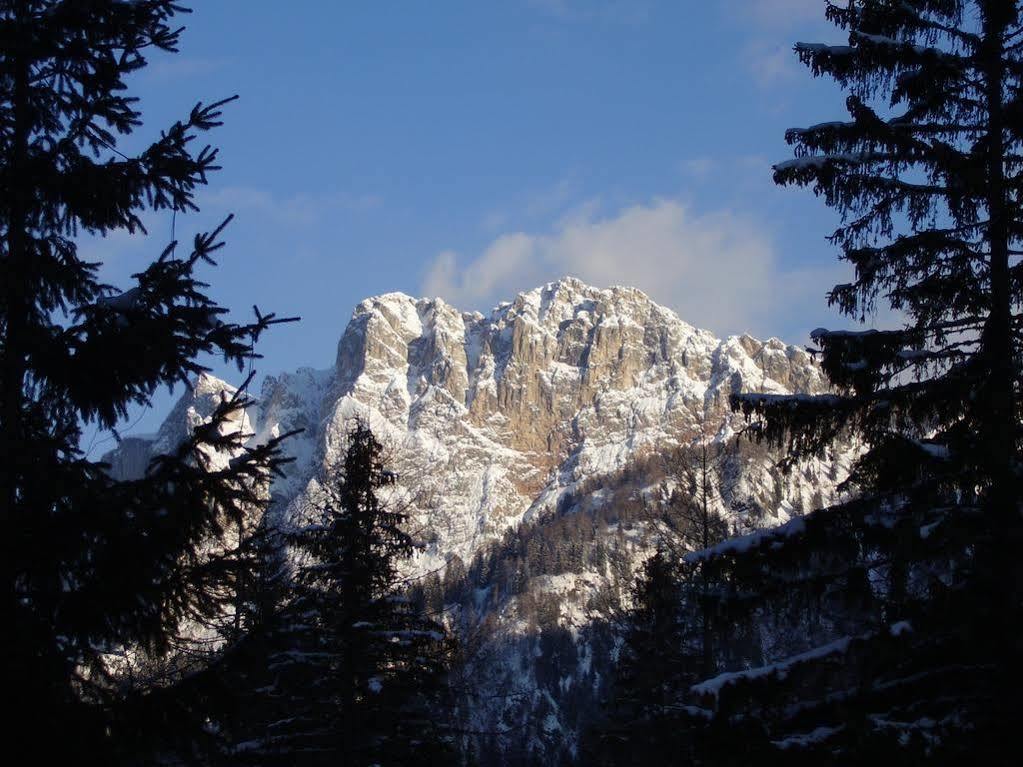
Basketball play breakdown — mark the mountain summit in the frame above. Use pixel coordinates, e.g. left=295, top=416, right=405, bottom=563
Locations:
left=255, top=278, right=840, bottom=563
left=109, top=278, right=853, bottom=761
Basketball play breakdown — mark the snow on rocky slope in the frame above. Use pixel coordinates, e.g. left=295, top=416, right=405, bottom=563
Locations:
left=260, top=277, right=842, bottom=559
left=107, top=277, right=855, bottom=763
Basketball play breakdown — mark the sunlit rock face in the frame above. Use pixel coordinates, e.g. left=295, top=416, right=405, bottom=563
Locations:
left=253, top=277, right=839, bottom=567
left=111, top=278, right=855, bottom=763
left=119, top=277, right=841, bottom=556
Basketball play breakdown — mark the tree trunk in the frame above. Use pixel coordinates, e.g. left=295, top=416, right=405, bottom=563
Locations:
left=3, top=2, right=30, bottom=528
left=981, top=3, right=1017, bottom=521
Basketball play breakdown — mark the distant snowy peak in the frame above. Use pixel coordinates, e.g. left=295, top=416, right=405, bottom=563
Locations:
left=294, top=278, right=847, bottom=761
left=111, top=278, right=839, bottom=567
left=104, top=278, right=853, bottom=764
left=103, top=373, right=244, bottom=479
left=336, top=275, right=819, bottom=407
left=245, top=278, right=834, bottom=566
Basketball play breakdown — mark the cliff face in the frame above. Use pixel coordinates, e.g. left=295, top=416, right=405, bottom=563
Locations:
left=109, top=277, right=854, bottom=762
left=257, top=278, right=839, bottom=567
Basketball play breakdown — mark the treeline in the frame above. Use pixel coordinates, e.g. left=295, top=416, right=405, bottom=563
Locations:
left=419, top=435, right=798, bottom=617
left=409, top=435, right=798, bottom=764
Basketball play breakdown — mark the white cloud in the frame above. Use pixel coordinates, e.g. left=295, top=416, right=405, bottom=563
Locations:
left=422, top=199, right=845, bottom=340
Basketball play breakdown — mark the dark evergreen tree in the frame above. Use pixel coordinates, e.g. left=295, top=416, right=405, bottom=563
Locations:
left=1, top=2, right=298, bottom=762
left=588, top=551, right=700, bottom=765
left=656, top=442, right=733, bottom=558
left=651, top=434, right=734, bottom=681
left=235, top=423, right=452, bottom=766
left=591, top=431, right=740, bottom=765
left=684, top=2, right=1023, bottom=763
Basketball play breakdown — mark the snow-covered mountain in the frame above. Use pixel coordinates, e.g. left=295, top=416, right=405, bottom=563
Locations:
left=108, top=277, right=854, bottom=763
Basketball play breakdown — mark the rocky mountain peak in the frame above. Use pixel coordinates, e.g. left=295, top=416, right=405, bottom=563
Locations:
left=248, top=279, right=833, bottom=568
left=111, top=280, right=838, bottom=568
left=107, top=278, right=853, bottom=761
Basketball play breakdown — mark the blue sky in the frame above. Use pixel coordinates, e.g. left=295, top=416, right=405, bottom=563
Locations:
left=84, top=0, right=880, bottom=444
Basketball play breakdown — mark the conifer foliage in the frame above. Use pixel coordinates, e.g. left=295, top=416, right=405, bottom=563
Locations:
left=592, top=437, right=738, bottom=766
left=1, top=2, right=296, bottom=762
left=687, top=1, right=1023, bottom=763
left=592, top=551, right=702, bottom=766
left=236, top=422, right=452, bottom=766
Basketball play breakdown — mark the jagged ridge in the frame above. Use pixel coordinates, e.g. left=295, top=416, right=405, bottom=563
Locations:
left=109, top=277, right=854, bottom=763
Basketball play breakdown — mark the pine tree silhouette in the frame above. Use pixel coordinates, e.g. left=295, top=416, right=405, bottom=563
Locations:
left=235, top=422, right=452, bottom=766
left=593, top=436, right=736, bottom=766
left=685, top=2, right=1023, bottom=763
left=1, top=3, right=297, bottom=762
